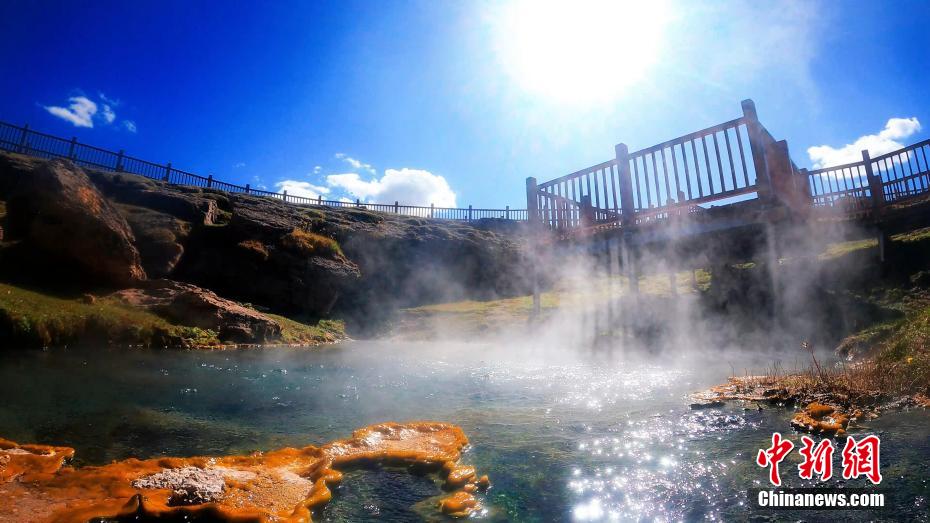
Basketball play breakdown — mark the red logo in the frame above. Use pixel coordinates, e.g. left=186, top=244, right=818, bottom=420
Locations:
left=841, top=435, right=882, bottom=485
left=756, top=432, right=794, bottom=486
left=757, top=433, right=882, bottom=485
left=797, top=436, right=834, bottom=481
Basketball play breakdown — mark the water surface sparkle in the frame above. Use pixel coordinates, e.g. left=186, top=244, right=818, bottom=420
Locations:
left=0, top=342, right=926, bottom=521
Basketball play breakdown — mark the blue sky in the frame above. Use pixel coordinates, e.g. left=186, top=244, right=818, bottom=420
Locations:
left=1, top=0, right=928, bottom=209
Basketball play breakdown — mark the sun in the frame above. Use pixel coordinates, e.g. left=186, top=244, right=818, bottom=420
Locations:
left=492, top=0, right=670, bottom=105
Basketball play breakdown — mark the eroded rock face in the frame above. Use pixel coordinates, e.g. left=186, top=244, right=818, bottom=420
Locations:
left=0, top=152, right=531, bottom=324
left=116, top=204, right=191, bottom=278
left=0, top=155, right=146, bottom=287
left=0, top=422, right=486, bottom=522
left=111, top=279, right=281, bottom=343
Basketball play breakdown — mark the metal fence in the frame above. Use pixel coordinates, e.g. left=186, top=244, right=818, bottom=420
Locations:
left=0, top=121, right=526, bottom=221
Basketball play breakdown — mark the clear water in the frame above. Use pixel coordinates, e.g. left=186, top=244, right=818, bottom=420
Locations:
left=0, top=342, right=926, bottom=522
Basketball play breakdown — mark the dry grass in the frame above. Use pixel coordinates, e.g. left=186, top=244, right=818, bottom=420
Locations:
left=737, top=307, right=930, bottom=400
left=279, top=228, right=344, bottom=258
left=237, top=239, right=270, bottom=260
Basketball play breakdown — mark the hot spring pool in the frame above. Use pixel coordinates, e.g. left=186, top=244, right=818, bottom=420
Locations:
left=0, top=342, right=926, bottom=521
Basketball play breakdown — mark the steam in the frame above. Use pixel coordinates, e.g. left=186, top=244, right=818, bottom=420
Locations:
left=390, top=210, right=881, bottom=379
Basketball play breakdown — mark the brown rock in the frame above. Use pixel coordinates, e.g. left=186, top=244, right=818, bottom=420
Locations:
left=116, top=204, right=191, bottom=278
left=0, top=155, right=146, bottom=286
left=111, top=279, right=281, bottom=343
left=790, top=402, right=849, bottom=436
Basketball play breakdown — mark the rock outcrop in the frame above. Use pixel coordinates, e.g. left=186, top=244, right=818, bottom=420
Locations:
left=0, top=151, right=532, bottom=340
left=0, top=155, right=145, bottom=287
left=110, top=279, right=281, bottom=343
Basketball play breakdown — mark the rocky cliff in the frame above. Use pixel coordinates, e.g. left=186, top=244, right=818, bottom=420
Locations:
left=0, top=152, right=531, bottom=345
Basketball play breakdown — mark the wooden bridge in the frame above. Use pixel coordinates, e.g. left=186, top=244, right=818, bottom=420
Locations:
left=526, top=99, right=930, bottom=303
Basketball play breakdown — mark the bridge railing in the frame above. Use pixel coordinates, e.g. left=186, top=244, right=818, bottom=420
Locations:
left=872, top=138, right=930, bottom=204
left=528, top=99, right=780, bottom=231
left=0, top=121, right=526, bottom=222
left=807, top=160, right=873, bottom=213
left=806, top=138, right=930, bottom=215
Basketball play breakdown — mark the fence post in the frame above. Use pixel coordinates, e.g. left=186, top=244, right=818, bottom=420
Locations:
left=742, top=99, right=772, bottom=203
left=164, top=162, right=172, bottom=182
left=525, top=177, right=539, bottom=225
left=283, top=190, right=288, bottom=202
left=394, top=200, right=399, bottom=213
left=430, top=203, right=435, bottom=218
left=468, top=204, right=473, bottom=221
left=614, top=143, right=635, bottom=227
left=68, top=137, right=77, bottom=160
left=506, top=205, right=510, bottom=219
left=245, top=183, right=250, bottom=194
left=207, top=174, right=213, bottom=188
left=525, top=176, right=541, bottom=316
left=862, top=149, right=885, bottom=212
left=356, top=198, right=361, bottom=207
left=116, top=149, right=125, bottom=172
left=18, top=124, right=29, bottom=153
left=317, top=195, right=322, bottom=205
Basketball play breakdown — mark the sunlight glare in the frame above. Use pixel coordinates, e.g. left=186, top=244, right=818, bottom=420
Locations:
left=493, top=0, right=670, bottom=105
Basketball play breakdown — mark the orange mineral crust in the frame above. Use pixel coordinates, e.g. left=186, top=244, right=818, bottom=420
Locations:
left=0, top=421, right=487, bottom=522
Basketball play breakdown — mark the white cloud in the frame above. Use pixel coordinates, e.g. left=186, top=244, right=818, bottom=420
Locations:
left=98, top=92, right=120, bottom=107
left=335, top=153, right=375, bottom=174
left=233, top=162, right=246, bottom=168
left=45, top=96, right=97, bottom=127
left=275, top=180, right=331, bottom=200
left=313, top=165, right=322, bottom=174
left=101, top=104, right=116, bottom=124
left=326, top=168, right=457, bottom=207
left=45, top=92, right=138, bottom=131
left=808, top=117, right=922, bottom=168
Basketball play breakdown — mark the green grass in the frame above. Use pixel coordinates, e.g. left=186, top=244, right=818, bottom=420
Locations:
left=892, top=226, right=930, bottom=244
left=264, top=313, right=346, bottom=344
left=818, top=238, right=878, bottom=260
left=399, top=269, right=711, bottom=338
left=0, top=282, right=220, bottom=348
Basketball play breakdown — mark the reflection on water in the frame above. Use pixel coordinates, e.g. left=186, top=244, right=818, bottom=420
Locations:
left=0, top=342, right=926, bottom=521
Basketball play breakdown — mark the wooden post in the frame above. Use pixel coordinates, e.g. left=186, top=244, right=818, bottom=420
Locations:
left=862, top=149, right=885, bottom=212
left=615, top=143, right=635, bottom=227
left=394, top=200, right=399, bottom=213
left=506, top=205, right=510, bottom=219
left=799, top=168, right=811, bottom=200
left=318, top=195, right=323, bottom=205
left=283, top=190, right=288, bottom=202
left=430, top=203, right=434, bottom=218
left=207, top=174, right=213, bottom=188
left=116, top=149, right=125, bottom=172
left=164, top=162, right=172, bottom=182
left=623, top=232, right=639, bottom=295
left=356, top=198, right=361, bottom=207
left=525, top=176, right=541, bottom=316
left=742, top=99, right=772, bottom=203
left=526, top=177, right=539, bottom=225
left=468, top=204, right=473, bottom=221
left=68, top=137, right=77, bottom=160
left=18, top=124, right=29, bottom=153
left=580, top=194, right=594, bottom=228
left=245, top=183, right=250, bottom=194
